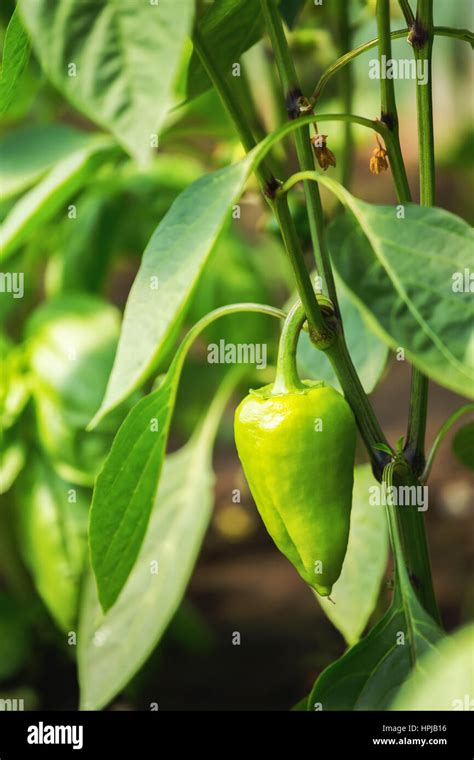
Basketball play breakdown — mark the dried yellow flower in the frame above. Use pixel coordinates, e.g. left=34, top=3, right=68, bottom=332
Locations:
left=311, top=134, right=336, bottom=171
left=370, top=135, right=389, bottom=174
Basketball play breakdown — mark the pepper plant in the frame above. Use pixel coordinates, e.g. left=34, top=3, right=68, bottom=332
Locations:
left=1, top=0, right=473, bottom=711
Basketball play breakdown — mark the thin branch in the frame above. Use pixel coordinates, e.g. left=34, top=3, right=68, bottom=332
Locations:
left=310, top=26, right=473, bottom=104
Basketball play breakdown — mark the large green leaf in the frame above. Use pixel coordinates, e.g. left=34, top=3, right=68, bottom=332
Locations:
left=295, top=276, right=388, bottom=394
left=0, top=124, right=99, bottom=200
left=187, top=0, right=264, bottom=100
left=90, top=386, right=177, bottom=612
left=0, top=8, right=30, bottom=117
left=91, top=154, right=254, bottom=425
left=328, top=203, right=474, bottom=399
left=79, top=384, right=228, bottom=710
left=391, top=623, right=474, bottom=710
left=0, top=138, right=114, bottom=261
left=89, top=304, right=280, bottom=611
left=16, top=460, right=89, bottom=632
left=317, top=464, right=389, bottom=646
left=19, top=0, right=194, bottom=165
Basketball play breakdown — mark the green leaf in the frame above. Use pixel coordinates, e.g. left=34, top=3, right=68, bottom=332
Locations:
left=45, top=192, right=117, bottom=297
left=328, top=203, right=474, bottom=399
left=374, top=443, right=394, bottom=456
left=90, top=304, right=281, bottom=611
left=308, top=463, right=444, bottom=710
left=0, top=139, right=115, bottom=262
left=452, top=421, right=474, bottom=471
left=90, top=388, right=175, bottom=612
left=79, top=393, right=225, bottom=710
left=26, top=294, right=124, bottom=485
left=279, top=0, right=307, bottom=28
left=308, top=584, right=443, bottom=710
left=16, top=460, right=89, bottom=632
left=19, top=0, right=194, bottom=165
left=0, top=124, right=100, bottom=200
left=187, top=0, right=264, bottom=100
left=391, top=623, right=474, bottom=710
left=26, top=295, right=121, bottom=424
left=395, top=436, right=405, bottom=452
left=295, top=275, right=388, bottom=394
left=0, top=8, right=30, bottom=117
left=91, top=153, right=254, bottom=424
left=317, top=464, right=389, bottom=646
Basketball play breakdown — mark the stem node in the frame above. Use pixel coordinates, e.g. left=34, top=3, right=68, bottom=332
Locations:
left=408, top=19, right=429, bottom=48
left=264, top=175, right=282, bottom=199
left=285, top=87, right=304, bottom=119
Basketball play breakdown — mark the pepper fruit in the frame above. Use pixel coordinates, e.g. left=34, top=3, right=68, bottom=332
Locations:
left=234, top=302, right=356, bottom=596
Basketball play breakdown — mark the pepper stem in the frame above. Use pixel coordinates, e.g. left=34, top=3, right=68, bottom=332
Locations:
left=272, top=302, right=307, bottom=394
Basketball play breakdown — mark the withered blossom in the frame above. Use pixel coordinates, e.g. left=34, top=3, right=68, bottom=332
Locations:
left=311, top=134, right=336, bottom=171
left=370, top=135, right=389, bottom=174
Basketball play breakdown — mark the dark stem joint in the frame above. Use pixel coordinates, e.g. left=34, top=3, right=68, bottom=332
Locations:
left=403, top=441, right=426, bottom=478
left=408, top=19, right=429, bottom=49
left=371, top=449, right=392, bottom=482
left=380, top=110, right=395, bottom=131
left=264, top=175, right=282, bottom=199
left=285, top=87, right=304, bottom=120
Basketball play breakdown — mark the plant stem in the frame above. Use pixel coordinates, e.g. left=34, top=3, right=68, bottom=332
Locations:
left=404, top=0, right=435, bottom=474
left=421, top=403, right=474, bottom=483
left=260, top=0, right=340, bottom=314
left=326, top=334, right=390, bottom=476
left=374, top=0, right=412, bottom=200
left=273, top=196, right=332, bottom=338
left=375, top=0, right=438, bottom=621
left=405, top=370, right=429, bottom=474
left=375, top=0, right=428, bottom=476
left=377, top=0, right=400, bottom=131
left=390, top=459, right=441, bottom=623
left=412, top=1, right=436, bottom=206
left=273, top=302, right=307, bottom=393
left=193, top=25, right=328, bottom=338
left=384, top=460, right=441, bottom=624
left=398, top=0, right=415, bottom=27
left=335, top=0, right=354, bottom=188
